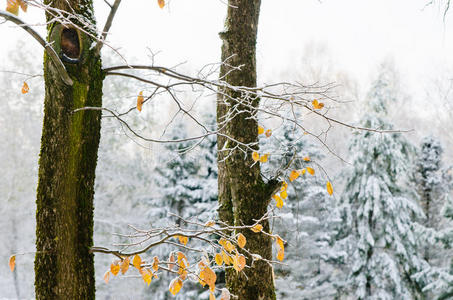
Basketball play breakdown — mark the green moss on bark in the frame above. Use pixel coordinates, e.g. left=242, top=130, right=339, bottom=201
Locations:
left=34, top=1, right=103, bottom=299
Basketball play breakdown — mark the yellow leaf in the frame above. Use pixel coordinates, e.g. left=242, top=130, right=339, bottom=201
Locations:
left=137, top=91, right=144, bottom=111
left=224, top=240, right=235, bottom=253
left=9, top=255, right=15, bottom=272
left=251, top=224, right=263, bottom=233
left=199, top=265, right=216, bottom=290
left=237, top=233, right=246, bottom=248
left=21, top=81, right=29, bottom=94
left=306, top=167, right=315, bottom=175
left=238, top=254, right=246, bottom=271
left=258, top=125, right=264, bottom=135
left=152, top=256, right=159, bottom=271
left=132, top=254, right=142, bottom=269
left=326, top=181, right=333, bottom=196
left=312, top=99, right=324, bottom=109
left=215, top=253, right=223, bottom=266
left=103, top=270, right=110, bottom=284
left=252, top=151, right=260, bottom=162
left=265, top=129, right=272, bottom=138
left=139, top=268, right=152, bottom=285
left=205, top=220, right=215, bottom=227
left=289, top=170, right=300, bottom=182
left=280, top=190, right=288, bottom=199
left=281, top=181, right=288, bottom=191
left=273, top=194, right=283, bottom=208
left=6, top=0, right=19, bottom=15
left=276, top=236, right=285, bottom=261
left=178, top=235, right=188, bottom=246
left=120, top=257, right=130, bottom=274
left=303, top=156, right=310, bottom=161
left=210, top=292, right=216, bottom=300
left=110, top=262, right=120, bottom=276
left=222, top=250, right=230, bottom=266
left=259, top=153, right=269, bottom=163
left=169, top=277, right=183, bottom=295
left=301, top=168, right=306, bottom=175
left=277, top=248, right=285, bottom=261
left=157, top=0, right=165, bottom=9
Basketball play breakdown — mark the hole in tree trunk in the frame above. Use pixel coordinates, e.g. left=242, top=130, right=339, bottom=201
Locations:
left=61, top=28, right=81, bottom=60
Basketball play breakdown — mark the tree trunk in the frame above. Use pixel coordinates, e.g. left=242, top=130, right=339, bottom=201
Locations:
left=217, top=1, right=277, bottom=299
left=35, top=1, right=102, bottom=299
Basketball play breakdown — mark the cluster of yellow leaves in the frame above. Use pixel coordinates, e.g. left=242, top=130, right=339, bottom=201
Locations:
left=6, top=0, right=27, bottom=16
left=252, top=151, right=269, bottom=163
left=137, top=91, right=144, bottom=111
left=272, top=181, right=288, bottom=208
left=21, top=82, right=29, bottom=94
left=175, top=234, right=188, bottom=246
left=312, top=99, right=324, bottom=109
left=103, top=254, right=158, bottom=286
left=274, top=236, right=285, bottom=261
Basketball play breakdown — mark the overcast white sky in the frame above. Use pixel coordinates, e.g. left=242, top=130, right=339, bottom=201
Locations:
left=1, top=0, right=453, bottom=99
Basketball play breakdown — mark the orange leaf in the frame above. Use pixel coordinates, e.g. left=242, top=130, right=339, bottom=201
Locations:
left=210, top=292, right=216, bottom=300
left=8, top=255, right=15, bottom=272
left=237, top=233, right=246, bottom=248
left=276, top=236, right=285, bottom=261
left=157, top=0, right=165, bottom=9
left=110, top=262, right=120, bottom=276
left=251, top=224, right=263, bottom=233
left=215, top=253, right=223, bottom=266
left=238, top=254, right=246, bottom=271
left=252, top=151, right=260, bottom=162
left=306, top=167, right=315, bottom=175
left=258, top=125, right=264, bottom=135
left=303, top=156, right=310, bottom=161
left=132, top=254, right=142, bottom=269
left=137, top=91, right=144, bottom=111
left=281, top=181, right=288, bottom=191
left=277, top=248, right=285, bottom=261
left=152, top=256, right=159, bottom=271
left=265, top=129, right=272, bottom=137
left=289, top=170, right=300, bottom=182
left=120, top=257, right=130, bottom=274
left=169, top=277, right=183, bottom=295
left=326, top=181, right=333, bottom=196
left=205, top=220, right=215, bottom=227
left=103, top=270, right=110, bottom=284
left=6, top=0, right=19, bottom=15
left=259, top=153, right=269, bottom=163
left=312, top=99, right=324, bottom=109
left=168, top=252, right=175, bottom=271
left=21, top=81, right=29, bottom=94
left=18, top=0, right=27, bottom=12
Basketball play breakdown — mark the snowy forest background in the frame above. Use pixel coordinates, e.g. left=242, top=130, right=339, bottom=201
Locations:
left=2, top=1, right=453, bottom=299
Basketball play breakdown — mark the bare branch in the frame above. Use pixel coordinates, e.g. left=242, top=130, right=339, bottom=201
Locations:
left=95, top=0, right=121, bottom=55
left=0, top=10, right=73, bottom=86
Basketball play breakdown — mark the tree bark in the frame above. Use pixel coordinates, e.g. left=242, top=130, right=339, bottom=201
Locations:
left=34, top=1, right=103, bottom=299
left=217, top=1, right=277, bottom=299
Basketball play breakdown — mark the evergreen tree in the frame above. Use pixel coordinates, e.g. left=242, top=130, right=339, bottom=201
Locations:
left=414, top=137, right=453, bottom=298
left=337, top=65, right=428, bottom=300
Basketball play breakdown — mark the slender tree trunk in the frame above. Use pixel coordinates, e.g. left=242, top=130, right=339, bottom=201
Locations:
left=35, top=1, right=103, bottom=299
left=217, top=1, right=278, bottom=299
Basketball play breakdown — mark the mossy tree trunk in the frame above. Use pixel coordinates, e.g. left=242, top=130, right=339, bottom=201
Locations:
left=35, top=1, right=103, bottom=299
left=217, top=1, right=277, bottom=299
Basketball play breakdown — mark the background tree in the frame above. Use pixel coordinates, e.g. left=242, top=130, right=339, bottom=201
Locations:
left=217, top=0, right=280, bottom=299
left=336, top=66, right=428, bottom=300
